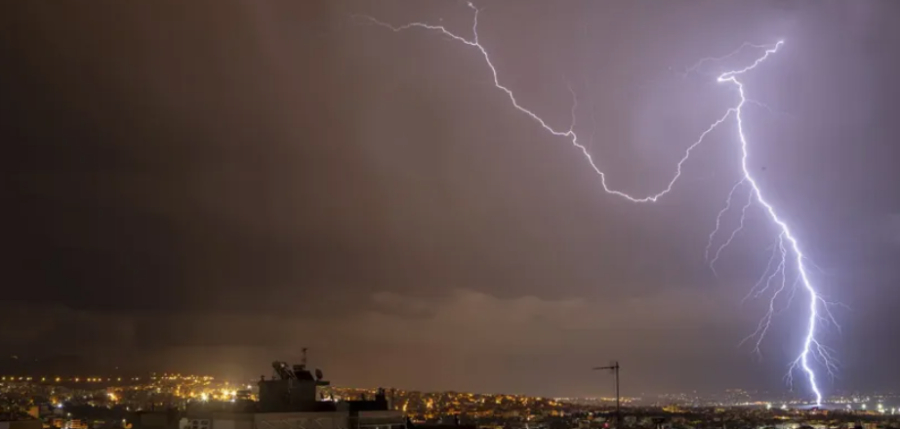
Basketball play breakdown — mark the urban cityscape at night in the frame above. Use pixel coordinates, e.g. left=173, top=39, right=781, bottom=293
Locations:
left=2, top=362, right=900, bottom=429
left=4, top=1, right=900, bottom=429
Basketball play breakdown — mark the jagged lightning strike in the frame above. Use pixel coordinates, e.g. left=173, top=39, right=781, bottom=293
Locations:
left=361, top=3, right=836, bottom=406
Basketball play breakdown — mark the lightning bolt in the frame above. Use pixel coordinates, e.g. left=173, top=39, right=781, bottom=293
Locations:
left=716, top=42, right=839, bottom=405
left=357, top=3, right=728, bottom=203
left=360, top=3, right=836, bottom=406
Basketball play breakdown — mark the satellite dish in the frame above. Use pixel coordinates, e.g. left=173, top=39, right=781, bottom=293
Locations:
left=315, top=369, right=323, bottom=380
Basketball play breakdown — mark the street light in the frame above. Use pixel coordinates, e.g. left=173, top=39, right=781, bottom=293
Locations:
left=593, top=361, right=620, bottom=429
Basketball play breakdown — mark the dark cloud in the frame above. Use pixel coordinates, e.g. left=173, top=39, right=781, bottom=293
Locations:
left=2, top=0, right=900, bottom=397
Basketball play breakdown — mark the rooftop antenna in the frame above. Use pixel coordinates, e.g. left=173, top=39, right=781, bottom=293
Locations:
left=593, top=360, right=620, bottom=429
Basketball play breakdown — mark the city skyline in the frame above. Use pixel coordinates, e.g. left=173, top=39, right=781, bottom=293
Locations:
left=4, top=369, right=900, bottom=411
left=4, top=0, right=900, bottom=399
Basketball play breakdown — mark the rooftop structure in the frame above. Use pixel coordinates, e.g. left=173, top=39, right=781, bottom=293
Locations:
left=153, top=354, right=407, bottom=429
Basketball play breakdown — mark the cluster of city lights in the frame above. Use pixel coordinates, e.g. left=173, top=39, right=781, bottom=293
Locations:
left=1, top=376, right=138, bottom=383
left=0, top=374, right=219, bottom=383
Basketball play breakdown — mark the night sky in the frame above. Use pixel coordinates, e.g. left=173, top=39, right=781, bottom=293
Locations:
left=2, top=0, right=900, bottom=399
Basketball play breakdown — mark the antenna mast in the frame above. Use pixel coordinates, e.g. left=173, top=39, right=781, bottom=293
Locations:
left=593, top=361, right=620, bottom=429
